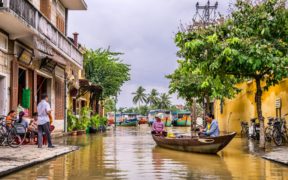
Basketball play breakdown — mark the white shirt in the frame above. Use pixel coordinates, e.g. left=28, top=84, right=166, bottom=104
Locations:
left=37, top=100, right=51, bottom=125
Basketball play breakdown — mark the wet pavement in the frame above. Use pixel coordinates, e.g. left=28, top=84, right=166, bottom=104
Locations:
left=0, top=145, right=78, bottom=177
left=2, top=125, right=288, bottom=180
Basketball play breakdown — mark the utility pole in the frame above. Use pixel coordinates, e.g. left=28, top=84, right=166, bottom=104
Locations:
left=180, top=1, right=221, bottom=32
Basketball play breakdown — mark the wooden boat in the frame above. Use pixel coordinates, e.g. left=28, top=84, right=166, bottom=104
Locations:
left=120, top=113, right=139, bottom=126
left=152, top=132, right=236, bottom=154
left=172, top=111, right=192, bottom=127
left=148, top=110, right=172, bottom=127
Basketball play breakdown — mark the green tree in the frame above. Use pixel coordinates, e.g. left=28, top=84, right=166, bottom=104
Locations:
left=104, top=98, right=116, bottom=113
left=84, top=48, right=130, bottom=98
left=146, top=89, right=160, bottom=106
left=173, top=0, right=288, bottom=148
left=84, top=48, right=130, bottom=114
left=158, top=93, right=171, bottom=109
left=132, top=86, right=147, bottom=108
left=217, top=0, right=288, bottom=148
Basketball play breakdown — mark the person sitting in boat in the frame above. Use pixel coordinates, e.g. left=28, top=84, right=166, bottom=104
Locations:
left=199, top=113, right=219, bottom=137
left=151, top=115, right=167, bottom=136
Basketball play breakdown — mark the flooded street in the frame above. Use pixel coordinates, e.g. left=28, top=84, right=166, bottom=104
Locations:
left=3, top=126, right=288, bottom=180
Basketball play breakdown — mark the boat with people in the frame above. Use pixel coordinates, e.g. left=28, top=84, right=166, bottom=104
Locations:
left=120, top=113, right=139, bottom=126
left=152, top=132, right=236, bottom=154
left=172, top=110, right=192, bottom=127
left=148, top=110, right=172, bottom=127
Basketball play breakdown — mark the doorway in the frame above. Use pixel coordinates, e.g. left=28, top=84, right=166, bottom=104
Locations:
left=37, top=74, right=51, bottom=104
left=18, top=68, right=27, bottom=107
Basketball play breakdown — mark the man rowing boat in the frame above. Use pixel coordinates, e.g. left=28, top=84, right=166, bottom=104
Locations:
left=199, top=113, right=220, bottom=137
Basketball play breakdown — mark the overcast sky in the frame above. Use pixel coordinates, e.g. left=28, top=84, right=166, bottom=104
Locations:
left=68, top=0, right=231, bottom=108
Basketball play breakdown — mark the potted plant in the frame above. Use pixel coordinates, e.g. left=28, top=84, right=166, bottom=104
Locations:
left=76, top=107, right=91, bottom=135
left=67, top=110, right=77, bottom=136
left=99, top=116, right=108, bottom=132
left=89, top=115, right=100, bottom=133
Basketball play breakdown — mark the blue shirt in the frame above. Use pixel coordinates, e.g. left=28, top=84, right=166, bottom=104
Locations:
left=37, top=100, right=51, bottom=125
left=204, top=119, right=220, bottom=137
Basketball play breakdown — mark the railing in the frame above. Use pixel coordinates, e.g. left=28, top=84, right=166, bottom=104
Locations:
left=2, top=0, right=83, bottom=67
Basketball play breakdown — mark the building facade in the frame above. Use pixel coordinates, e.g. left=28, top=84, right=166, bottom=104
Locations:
left=0, top=0, right=87, bottom=132
left=214, top=79, right=288, bottom=134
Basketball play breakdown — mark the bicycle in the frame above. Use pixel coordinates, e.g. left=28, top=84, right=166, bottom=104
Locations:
left=269, top=113, right=288, bottom=146
left=0, top=116, right=27, bottom=148
left=249, top=118, right=260, bottom=140
left=264, top=117, right=274, bottom=142
left=240, top=121, right=249, bottom=138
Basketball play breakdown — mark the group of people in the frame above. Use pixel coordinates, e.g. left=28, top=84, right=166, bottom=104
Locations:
left=151, top=113, right=220, bottom=137
left=5, top=94, right=55, bottom=148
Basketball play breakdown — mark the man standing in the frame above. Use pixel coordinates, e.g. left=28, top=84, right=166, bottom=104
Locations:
left=37, top=94, right=54, bottom=148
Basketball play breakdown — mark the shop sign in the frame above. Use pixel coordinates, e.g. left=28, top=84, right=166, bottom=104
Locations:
left=33, top=37, right=54, bottom=56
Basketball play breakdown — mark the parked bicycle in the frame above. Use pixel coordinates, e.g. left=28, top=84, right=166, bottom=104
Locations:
left=0, top=116, right=27, bottom=148
left=248, top=118, right=260, bottom=140
left=272, top=114, right=288, bottom=146
left=264, top=117, right=274, bottom=143
left=240, top=121, right=249, bottom=138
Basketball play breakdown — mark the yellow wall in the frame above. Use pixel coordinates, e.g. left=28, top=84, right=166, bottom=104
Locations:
left=215, top=79, right=288, bottom=134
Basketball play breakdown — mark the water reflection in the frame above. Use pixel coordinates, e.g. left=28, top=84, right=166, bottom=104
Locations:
left=2, top=126, right=288, bottom=180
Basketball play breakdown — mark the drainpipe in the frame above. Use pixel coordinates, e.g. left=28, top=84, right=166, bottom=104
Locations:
left=64, top=72, right=68, bottom=133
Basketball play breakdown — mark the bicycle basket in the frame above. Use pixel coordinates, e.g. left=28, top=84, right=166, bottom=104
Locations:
left=14, top=124, right=26, bottom=134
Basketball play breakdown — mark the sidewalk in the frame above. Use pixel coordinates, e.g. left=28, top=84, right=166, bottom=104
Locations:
left=262, top=147, right=288, bottom=165
left=0, top=145, right=79, bottom=177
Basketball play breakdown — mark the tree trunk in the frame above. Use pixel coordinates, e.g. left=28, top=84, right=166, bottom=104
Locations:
left=191, top=98, right=197, bottom=136
left=205, top=96, right=210, bottom=114
left=255, top=78, right=265, bottom=148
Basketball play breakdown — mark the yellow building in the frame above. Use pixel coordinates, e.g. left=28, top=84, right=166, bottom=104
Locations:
left=214, top=79, right=288, bottom=134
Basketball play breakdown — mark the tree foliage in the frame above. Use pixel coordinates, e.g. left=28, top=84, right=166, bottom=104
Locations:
left=170, top=0, right=288, bottom=148
left=84, top=48, right=130, bottom=98
left=146, top=89, right=160, bottom=106
left=132, top=86, right=147, bottom=106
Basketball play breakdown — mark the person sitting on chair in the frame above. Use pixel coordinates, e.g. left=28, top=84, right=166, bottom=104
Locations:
left=6, top=110, right=16, bottom=129
left=199, top=113, right=220, bottom=137
left=151, top=115, right=167, bottom=136
left=18, top=111, right=29, bottom=129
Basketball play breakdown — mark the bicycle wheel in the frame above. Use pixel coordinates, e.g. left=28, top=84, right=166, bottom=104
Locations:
left=7, top=127, right=26, bottom=148
left=0, top=126, right=7, bottom=145
left=273, top=129, right=283, bottom=146
left=265, top=127, right=272, bottom=142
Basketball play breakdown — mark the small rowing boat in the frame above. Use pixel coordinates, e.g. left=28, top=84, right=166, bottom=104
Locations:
left=152, top=132, right=236, bottom=154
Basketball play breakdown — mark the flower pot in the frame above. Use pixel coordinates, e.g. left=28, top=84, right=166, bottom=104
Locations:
left=89, top=127, right=97, bottom=134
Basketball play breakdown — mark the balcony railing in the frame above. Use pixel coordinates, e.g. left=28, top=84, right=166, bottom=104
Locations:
left=2, top=0, right=83, bottom=67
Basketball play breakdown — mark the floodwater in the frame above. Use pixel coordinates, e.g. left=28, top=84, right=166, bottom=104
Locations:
left=3, top=125, right=288, bottom=180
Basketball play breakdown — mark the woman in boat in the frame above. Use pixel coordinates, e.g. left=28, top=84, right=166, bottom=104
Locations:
left=199, top=113, right=219, bottom=137
left=151, top=115, right=167, bottom=136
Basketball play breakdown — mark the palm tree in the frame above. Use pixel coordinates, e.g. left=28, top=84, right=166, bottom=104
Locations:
left=158, top=93, right=171, bottom=109
left=132, top=86, right=147, bottom=108
left=147, top=89, right=160, bottom=107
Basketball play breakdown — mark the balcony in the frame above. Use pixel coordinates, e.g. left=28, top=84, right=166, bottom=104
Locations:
left=0, top=0, right=83, bottom=68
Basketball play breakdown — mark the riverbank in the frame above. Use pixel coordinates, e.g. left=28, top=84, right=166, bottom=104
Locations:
left=0, top=145, right=79, bottom=177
